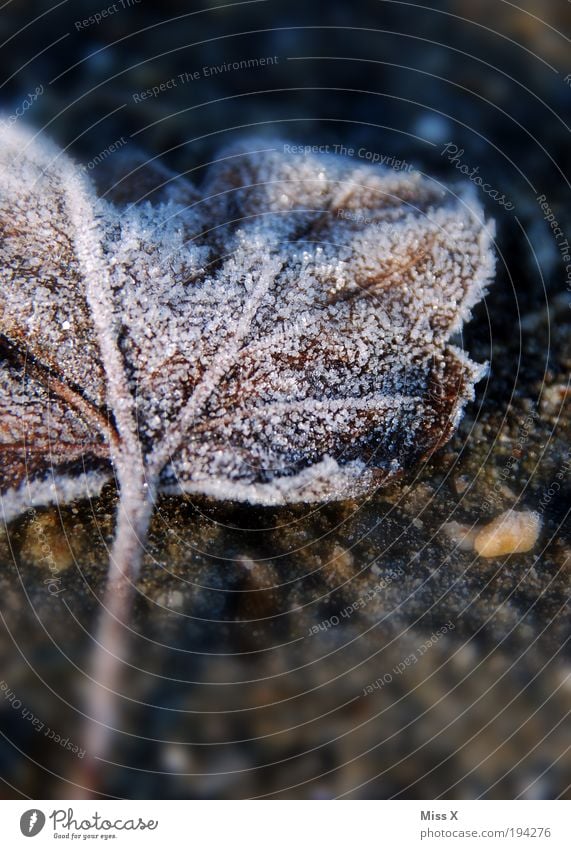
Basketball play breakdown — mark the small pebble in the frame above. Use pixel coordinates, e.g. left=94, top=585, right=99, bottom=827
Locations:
left=474, top=510, right=542, bottom=557
left=20, top=511, right=79, bottom=573
left=154, top=588, right=185, bottom=611
left=453, top=475, right=471, bottom=494
left=442, top=520, right=478, bottom=551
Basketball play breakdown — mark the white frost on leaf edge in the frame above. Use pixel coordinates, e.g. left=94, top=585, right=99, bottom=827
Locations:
left=0, top=470, right=112, bottom=525
left=161, top=456, right=374, bottom=506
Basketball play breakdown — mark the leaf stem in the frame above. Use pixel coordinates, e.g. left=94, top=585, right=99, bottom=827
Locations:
left=68, top=473, right=155, bottom=798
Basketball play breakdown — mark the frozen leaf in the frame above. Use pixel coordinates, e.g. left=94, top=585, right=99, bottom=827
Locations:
left=1, top=127, right=495, bottom=517
left=0, top=124, right=494, bottom=788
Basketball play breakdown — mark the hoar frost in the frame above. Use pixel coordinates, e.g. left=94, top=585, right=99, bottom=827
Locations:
left=0, top=123, right=494, bottom=780
left=1, top=124, right=494, bottom=517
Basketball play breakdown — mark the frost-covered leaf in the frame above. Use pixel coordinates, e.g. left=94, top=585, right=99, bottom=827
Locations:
left=1, top=127, right=494, bottom=518
left=0, top=124, right=494, bottom=780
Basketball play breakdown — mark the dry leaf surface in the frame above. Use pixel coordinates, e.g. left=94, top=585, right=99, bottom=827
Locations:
left=0, top=125, right=494, bottom=520
left=0, top=123, right=494, bottom=785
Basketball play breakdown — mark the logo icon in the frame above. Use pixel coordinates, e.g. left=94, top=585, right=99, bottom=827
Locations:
left=20, top=810, right=46, bottom=837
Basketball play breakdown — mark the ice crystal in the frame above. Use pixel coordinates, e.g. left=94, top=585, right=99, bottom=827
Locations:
left=0, top=123, right=494, bottom=783
left=1, top=125, right=494, bottom=519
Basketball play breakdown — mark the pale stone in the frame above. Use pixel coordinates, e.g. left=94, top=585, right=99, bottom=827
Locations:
left=442, top=520, right=479, bottom=551
left=474, top=510, right=541, bottom=557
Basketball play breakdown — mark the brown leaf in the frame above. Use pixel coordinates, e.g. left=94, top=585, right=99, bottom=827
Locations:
left=0, top=125, right=495, bottom=789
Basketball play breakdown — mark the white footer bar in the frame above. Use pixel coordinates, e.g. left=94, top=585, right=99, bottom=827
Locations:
left=2, top=799, right=569, bottom=848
